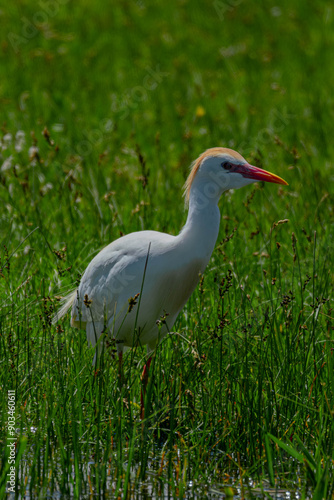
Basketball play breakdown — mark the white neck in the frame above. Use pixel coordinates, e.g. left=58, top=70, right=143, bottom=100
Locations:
left=178, top=186, right=221, bottom=262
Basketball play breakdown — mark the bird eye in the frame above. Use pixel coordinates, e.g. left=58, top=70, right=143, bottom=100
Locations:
left=221, top=161, right=232, bottom=170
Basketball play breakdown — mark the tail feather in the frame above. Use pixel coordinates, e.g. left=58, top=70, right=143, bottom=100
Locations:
left=52, top=290, right=77, bottom=325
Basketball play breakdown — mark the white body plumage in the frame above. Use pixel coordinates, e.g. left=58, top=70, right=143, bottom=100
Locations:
left=54, top=147, right=287, bottom=361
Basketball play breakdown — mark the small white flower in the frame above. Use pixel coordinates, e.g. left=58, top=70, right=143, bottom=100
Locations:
left=1, top=155, right=13, bottom=172
left=29, top=145, right=39, bottom=161
left=15, top=130, right=26, bottom=152
left=3, top=133, right=12, bottom=143
left=1, top=133, right=12, bottom=151
left=40, top=182, right=53, bottom=196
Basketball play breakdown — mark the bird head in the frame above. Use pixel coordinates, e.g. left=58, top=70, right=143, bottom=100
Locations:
left=184, top=147, right=288, bottom=206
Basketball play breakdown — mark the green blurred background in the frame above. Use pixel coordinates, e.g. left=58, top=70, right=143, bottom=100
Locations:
left=1, top=1, right=333, bottom=496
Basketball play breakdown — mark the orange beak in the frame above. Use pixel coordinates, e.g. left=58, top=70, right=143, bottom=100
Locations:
left=236, top=163, right=288, bottom=185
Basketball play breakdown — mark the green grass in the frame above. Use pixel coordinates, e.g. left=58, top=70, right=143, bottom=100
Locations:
left=0, top=0, right=333, bottom=497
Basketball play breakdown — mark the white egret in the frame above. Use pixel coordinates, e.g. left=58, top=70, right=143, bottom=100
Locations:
left=53, top=147, right=287, bottom=412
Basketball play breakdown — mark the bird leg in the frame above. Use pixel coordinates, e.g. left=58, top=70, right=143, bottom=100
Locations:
left=140, top=355, right=152, bottom=420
